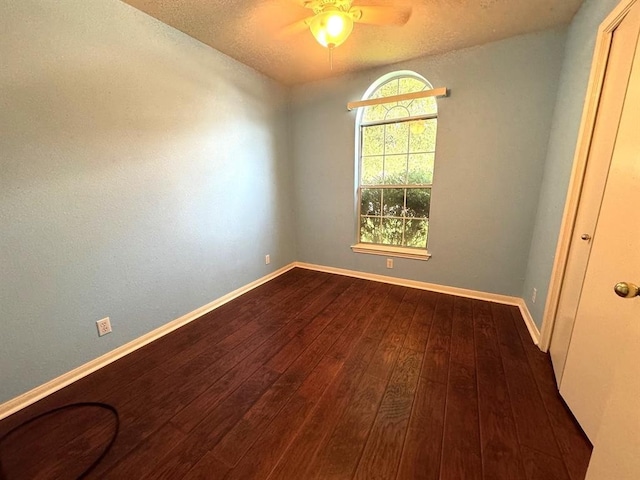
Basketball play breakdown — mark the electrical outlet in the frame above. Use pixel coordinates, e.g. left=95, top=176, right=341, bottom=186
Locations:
left=386, top=258, right=393, bottom=269
left=96, top=317, right=112, bottom=337
left=532, top=288, right=537, bottom=304
left=265, top=254, right=271, bottom=265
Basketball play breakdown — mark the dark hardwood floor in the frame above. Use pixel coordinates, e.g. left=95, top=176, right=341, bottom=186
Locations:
left=0, top=268, right=592, bottom=479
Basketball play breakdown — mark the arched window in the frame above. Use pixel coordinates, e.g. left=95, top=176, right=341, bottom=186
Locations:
left=354, top=72, right=437, bottom=258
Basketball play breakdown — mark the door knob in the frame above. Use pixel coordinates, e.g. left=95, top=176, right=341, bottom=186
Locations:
left=581, top=234, right=591, bottom=241
left=614, top=282, right=640, bottom=298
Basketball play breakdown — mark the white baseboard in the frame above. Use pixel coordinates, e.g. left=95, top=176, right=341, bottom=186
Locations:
left=295, top=262, right=541, bottom=346
left=0, top=263, right=296, bottom=421
left=515, top=299, right=541, bottom=346
left=1, top=261, right=541, bottom=420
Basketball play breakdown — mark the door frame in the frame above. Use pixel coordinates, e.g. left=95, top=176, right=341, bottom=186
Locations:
left=539, top=0, right=639, bottom=351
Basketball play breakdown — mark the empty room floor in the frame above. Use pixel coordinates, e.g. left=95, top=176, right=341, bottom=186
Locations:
left=0, top=268, right=591, bottom=479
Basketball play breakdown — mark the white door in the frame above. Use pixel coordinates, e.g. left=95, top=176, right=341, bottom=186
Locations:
left=560, top=1, right=640, bottom=477
left=585, top=333, right=640, bottom=479
left=549, top=0, right=640, bottom=383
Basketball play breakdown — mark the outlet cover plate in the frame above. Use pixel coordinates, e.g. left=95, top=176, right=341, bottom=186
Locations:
left=96, top=317, right=112, bottom=336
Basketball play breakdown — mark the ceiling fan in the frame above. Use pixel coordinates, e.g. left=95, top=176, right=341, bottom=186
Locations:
left=283, top=0, right=413, bottom=49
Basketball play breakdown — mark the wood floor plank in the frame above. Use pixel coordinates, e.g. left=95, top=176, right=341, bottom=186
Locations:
left=266, top=285, right=396, bottom=478
left=86, top=271, right=336, bottom=476
left=388, top=287, right=421, bottom=337
left=0, top=267, right=297, bottom=446
left=439, top=297, right=482, bottom=480
left=521, top=445, right=571, bottom=480
left=267, top=335, right=380, bottom=480
left=96, top=269, right=308, bottom=401
left=110, top=268, right=322, bottom=406
left=229, top=282, right=385, bottom=479
left=138, top=366, right=281, bottom=480
left=354, top=348, right=422, bottom=480
left=473, top=300, right=526, bottom=480
left=363, top=285, right=407, bottom=340
left=364, top=293, right=409, bottom=382
left=0, top=268, right=296, bottom=435
left=328, top=282, right=392, bottom=361
left=308, top=288, right=407, bottom=478
left=98, top=422, right=186, bottom=478
left=265, top=278, right=369, bottom=373
left=103, top=267, right=309, bottom=393
left=508, top=307, right=592, bottom=480
left=205, top=355, right=343, bottom=479
left=403, top=289, right=438, bottom=353
left=421, top=293, right=454, bottom=383
left=396, top=378, right=447, bottom=480
left=181, top=457, right=231, bottom=480
left=356, top=286, right=418, bottom=390
left=491, top=303, right=562, bottom=459
left=167, top=272, right=344, bottom=434
left=1, top=406, right=115, bottom=480
left=0, top=270, right=593, bottom=480
left=312, top=372, right=389, bottom=479
left=210, top=279, right=358, bottom=466
left=86, top=319, right=282, bottom=477
left=159, top=266, right=308, bottom=356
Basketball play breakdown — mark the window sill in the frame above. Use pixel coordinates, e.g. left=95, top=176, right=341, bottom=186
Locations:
left=351, top=243, right=432, bottom=261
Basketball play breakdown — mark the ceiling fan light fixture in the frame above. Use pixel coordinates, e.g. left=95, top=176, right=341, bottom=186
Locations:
left=309, top=10, right=354, bottom=48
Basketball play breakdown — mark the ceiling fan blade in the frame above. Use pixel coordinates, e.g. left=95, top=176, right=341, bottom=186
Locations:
left=351, top=6, right=412, bottom=26
left=280, top=17, right=312, bottom=37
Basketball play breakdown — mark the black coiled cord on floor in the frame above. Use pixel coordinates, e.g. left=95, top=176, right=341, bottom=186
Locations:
left=0, top=402, right=119, bottom=480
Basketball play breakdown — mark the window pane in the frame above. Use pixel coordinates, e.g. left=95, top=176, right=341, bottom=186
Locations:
left=384, top=155, right=407, bottom=185
left=361, top=188, right=382, bottom=216
left=362, top=156, right=383, bottom=185
left=408, top=97, right=437, bottom=116
left=408, top=153, right=435, bottom=184
left=385, top=122, right=409, bottom=155
left=382, top=218, right=404, bottom=245
left=383, top=188, right=405, bottom=217
left=360, top=216, right=382, bottom=243
left=424, top=119, right=438, bottom=148
left=409, top=119, right=437, bottom=153
left=406, top=188, right=431, bottom=218
left=400, top=80, right=427, bottom=107
left=363, top=104, right=388, bottom=123
left=399, top=77, right=428, bottom=95
left=362, top=125, right=385, bottom=156
left=404, top=219, right=428, bottom=247
left=377, top=79, right=400, bottom=99
left=385, top=105, right=410, bottom=121
left=409, top=119, right=427, bottom=136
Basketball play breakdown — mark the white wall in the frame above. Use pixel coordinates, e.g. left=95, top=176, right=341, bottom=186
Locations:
left=290, top=29, right=566, bottom=297
left=522, top=0, right=621, bottom=329
left=0, top=0, right=295, bottom=403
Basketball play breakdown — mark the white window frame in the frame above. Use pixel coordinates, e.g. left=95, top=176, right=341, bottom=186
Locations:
left=351, top=71, right=436, bottom=261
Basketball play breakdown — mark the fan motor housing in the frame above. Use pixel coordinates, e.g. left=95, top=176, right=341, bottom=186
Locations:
left=305, top=0, right=353, bottom=15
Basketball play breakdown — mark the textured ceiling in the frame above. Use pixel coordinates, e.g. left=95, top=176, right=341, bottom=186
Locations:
left=121, top=0, right=584, bottom=85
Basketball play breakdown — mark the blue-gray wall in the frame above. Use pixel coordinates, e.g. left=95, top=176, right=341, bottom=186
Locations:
left=522, top=0, right=620, bottom=329
left=1, top=0, right=619, bottom=405
left=0, top=0, right=295, bottom=403
left=291, top=29, right=566, bottom=297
